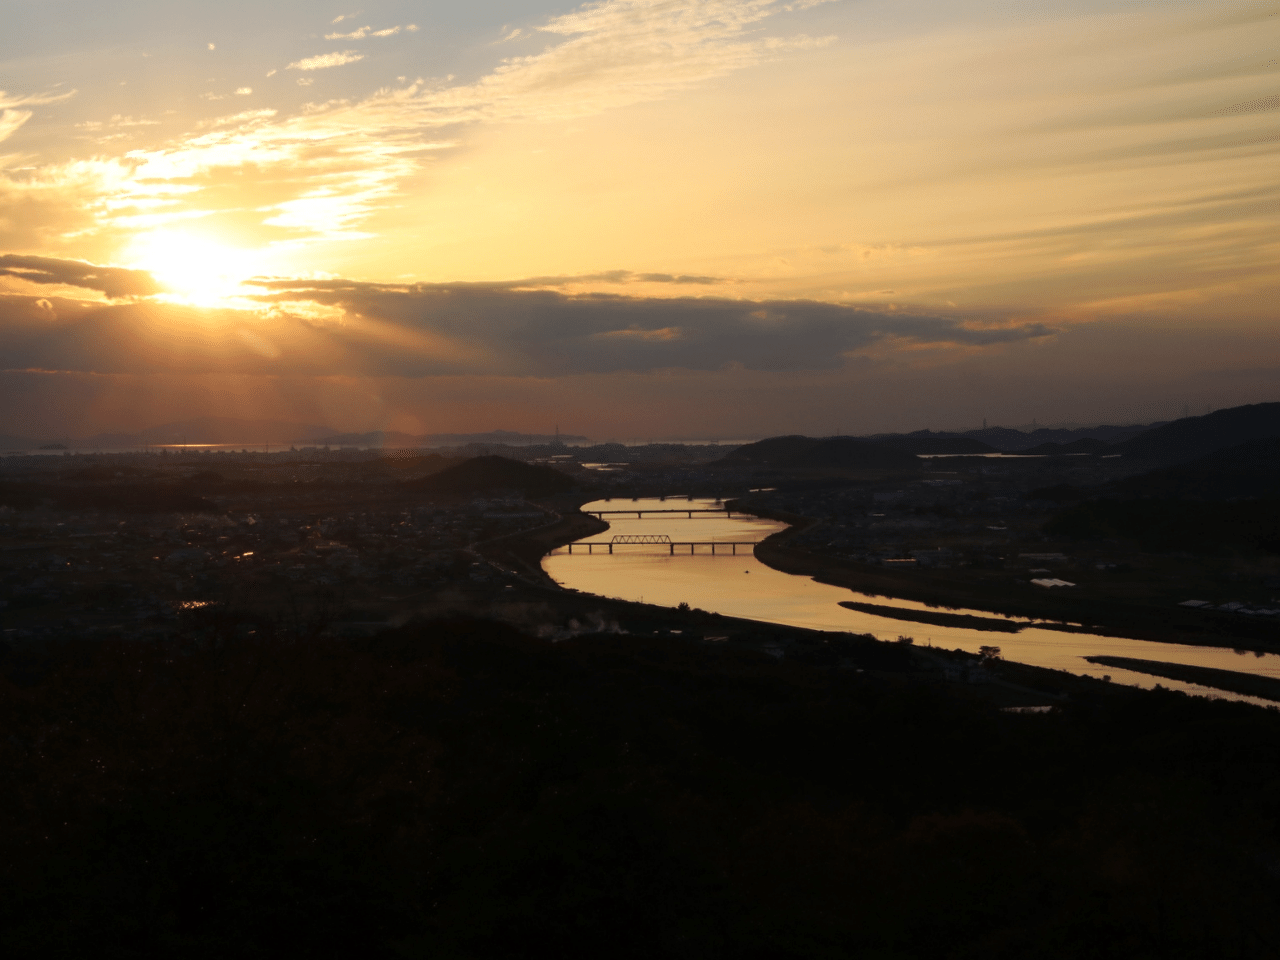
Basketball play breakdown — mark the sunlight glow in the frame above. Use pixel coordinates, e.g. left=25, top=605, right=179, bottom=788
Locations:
left=126, top=230, right=261, bottom=306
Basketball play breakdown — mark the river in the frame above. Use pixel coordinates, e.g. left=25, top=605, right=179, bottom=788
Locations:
left=542, top=497, right=1280, bottom=707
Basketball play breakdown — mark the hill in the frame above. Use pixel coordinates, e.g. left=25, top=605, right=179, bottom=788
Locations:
left=1113, top=437, right=1280, bottom=500
left=961, top=422, right=1157, bottom=451
left=718, top=435, right=822, bottom=464
left=1115, top=402, right=1280, bottom=466
left=409, top=455, right=577, bottom=498
left=1043, top=433, right=1280, bottom=555
left=791, top=437, right=922, bottom=469
left=720, top=435, right=919, bottom=469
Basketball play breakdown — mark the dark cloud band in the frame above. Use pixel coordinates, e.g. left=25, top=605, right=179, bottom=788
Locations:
left=0, top=271, right=1054, bottom=378
left=0, top=254, right=161, bottom=299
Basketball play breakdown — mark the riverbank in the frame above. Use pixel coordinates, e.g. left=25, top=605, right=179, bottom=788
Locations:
left=745, top=506, right=1280, bottom=655
left=1086, top=656, right=1280, bottom=704
left=838, top=600, right=1023, bottom=633
left=475, top=495, right=609, bottom=587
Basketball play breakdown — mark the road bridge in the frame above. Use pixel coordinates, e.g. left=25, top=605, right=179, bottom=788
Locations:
left=584, top=507, right=736, bottom=519
left=564, top=534, right=760, bottom=555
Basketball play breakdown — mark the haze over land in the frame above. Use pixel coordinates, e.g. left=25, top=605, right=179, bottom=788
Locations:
left=1, top=0, right=1277, bottom=440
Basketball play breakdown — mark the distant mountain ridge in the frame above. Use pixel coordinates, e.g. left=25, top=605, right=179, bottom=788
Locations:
left=1113, top=403, right=1280, bottom=466
left=866, top=424, right=1160, bottom=452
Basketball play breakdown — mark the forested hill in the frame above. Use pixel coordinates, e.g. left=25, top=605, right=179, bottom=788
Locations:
left=2, top=618, right=1279, bottom=956
left=1113, top=402, right=1280, bottom=466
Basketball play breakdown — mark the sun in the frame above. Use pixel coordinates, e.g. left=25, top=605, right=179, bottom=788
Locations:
left=126, top=230, right=260, bottom=305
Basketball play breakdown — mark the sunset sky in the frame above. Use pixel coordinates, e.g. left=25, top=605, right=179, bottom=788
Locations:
left=1, top=0, right=1276, bottom=440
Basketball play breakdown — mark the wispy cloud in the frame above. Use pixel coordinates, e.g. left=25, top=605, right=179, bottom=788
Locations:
left=0, top=88, right=78, bottom=144
left=0, top=88, right=78, bottom=110
left=325, top=24, right=418, bottom=40
left=0, top=110, right=32, bottom=145
left=287, top=51, right=365, bottom=71
left=0, top=0, right=837, bottom=255
left=405, top=0, right=835, bottom=126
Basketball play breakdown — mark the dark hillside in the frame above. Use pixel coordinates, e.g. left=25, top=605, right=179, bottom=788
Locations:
left=2, top=620, right=1280, bottom=957
left=718, top=435, right=819, bottom=464
left=963, top=422, right=1158, bottom=451
left=408, top=454, right=577, bottom=498
left=720, top=436, right=919, bottom=470
left=1113, top=437, right=1280, bottom=500
left=790, top=437, right=920, bottom=469
left=1045, top=498, right=1280, bottom=555
left=1116, top=402, right=1280, bottom=466
left=1043, top=436, right=1280, bottom=554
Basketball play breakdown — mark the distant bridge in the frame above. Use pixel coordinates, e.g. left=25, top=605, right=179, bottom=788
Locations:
left=564, top=533, right=760, bottom=555
left=584, top=507, right=736, bottom=519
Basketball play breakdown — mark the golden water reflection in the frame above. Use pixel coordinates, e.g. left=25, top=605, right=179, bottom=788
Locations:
left=543, top=498, right=1280, bottom=708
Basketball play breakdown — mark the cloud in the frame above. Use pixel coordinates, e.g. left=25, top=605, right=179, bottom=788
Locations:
left=0, top=1, right=837, bottom=256
left=287, top=51, right=365, bottom=71
left=0, top=274, right=1052, bottom=379
left=0, top=88, right=78, bottom=144
left=0, top=88, right=77, bottom=110
left=236, top=278, right=1053, bottom=377
left=591, top=326, right=684, bottom=341
left=0, top=254, right=160, bottom=298
left=1208, top=94, right=1280, bottom=117
left=401, top=0, right=837, bottom=126
left=0, top=110, right=32, bottom=144
left=195, top=108, right=277, bottom=130
left=325, top=24, right=412, bottom=40
left=499, top=270, right=728, bottom=287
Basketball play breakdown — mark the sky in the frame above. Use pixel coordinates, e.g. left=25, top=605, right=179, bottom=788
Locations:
left=0, top=0, right=1276, bottom=440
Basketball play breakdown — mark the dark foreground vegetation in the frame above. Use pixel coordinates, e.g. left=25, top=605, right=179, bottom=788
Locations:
left=3, top=619, right=1280, bottom=958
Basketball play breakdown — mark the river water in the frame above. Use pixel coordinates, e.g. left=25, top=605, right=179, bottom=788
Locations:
left=543, top=497, right=1280, bottom=707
